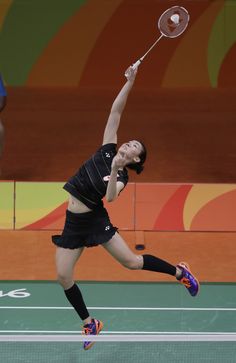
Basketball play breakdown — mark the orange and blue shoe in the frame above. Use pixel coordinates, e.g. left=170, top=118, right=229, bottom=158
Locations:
left=177, top=262, right=199, bottom=297
left=82, top=318, right=103, bottom=350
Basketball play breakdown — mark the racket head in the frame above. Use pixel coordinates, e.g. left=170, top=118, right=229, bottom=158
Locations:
left=158, top=6, right=190, bottom=38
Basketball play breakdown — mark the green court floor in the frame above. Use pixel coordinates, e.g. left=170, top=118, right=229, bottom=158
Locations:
left=0, top=281, right=236, bottom=362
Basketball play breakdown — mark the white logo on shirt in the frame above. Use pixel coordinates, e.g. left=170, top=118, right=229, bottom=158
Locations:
left=103, top=174, right=119, bottom=181
left=105, top=153, right=111, bottom=158
left=105, top=226, right=110, bottom=231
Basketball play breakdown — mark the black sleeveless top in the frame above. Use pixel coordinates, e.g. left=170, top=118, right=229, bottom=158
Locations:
left=63, top=143, right=129, bottom=209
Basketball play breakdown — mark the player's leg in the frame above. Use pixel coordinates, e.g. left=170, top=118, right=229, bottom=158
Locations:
left=103, top=232, right=199, bottom=296
left=56, top=246, right=92, bottom=322
left=103, top=231, right=176, bottom=273
left=56, top=246, right=103, bottom=350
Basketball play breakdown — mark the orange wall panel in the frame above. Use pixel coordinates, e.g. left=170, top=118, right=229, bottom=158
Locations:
left=135, top=183, right=189, bottom=230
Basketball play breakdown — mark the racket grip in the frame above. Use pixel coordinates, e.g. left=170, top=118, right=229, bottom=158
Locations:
left=131, top=60, right=141, bottom=70
left=124, top=59, right=141, bottom=78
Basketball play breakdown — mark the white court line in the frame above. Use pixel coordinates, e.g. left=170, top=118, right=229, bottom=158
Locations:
left=1, top=334, right=236, bottom=342
left=0, top=306, right=236, bottom=311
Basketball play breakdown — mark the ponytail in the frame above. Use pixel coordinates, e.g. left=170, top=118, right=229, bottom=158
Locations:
left=126, top=162, right=144, bottom=174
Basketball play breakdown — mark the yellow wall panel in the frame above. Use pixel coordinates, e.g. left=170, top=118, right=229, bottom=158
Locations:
left=0, top=181, right=14, bottom=229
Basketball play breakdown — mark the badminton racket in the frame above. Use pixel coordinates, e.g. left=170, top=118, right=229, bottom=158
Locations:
left=125, top=6, right=190, bottom=75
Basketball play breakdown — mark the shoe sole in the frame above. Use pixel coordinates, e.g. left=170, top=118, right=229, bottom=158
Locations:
left=84, top=321, right=104, bottom=350
left=178, top=261, right=200, bottom=296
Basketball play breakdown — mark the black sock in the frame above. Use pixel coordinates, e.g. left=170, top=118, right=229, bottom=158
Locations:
left=64, top=283, right=89, bottom=321
left=142, top=254, right=176, bottom=276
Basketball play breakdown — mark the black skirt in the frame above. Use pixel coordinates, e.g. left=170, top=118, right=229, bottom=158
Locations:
left=52, top=206, right=117, bottom=249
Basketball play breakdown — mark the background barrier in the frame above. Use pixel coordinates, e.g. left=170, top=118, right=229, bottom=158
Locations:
left=1, top=181, right=236, bottom=232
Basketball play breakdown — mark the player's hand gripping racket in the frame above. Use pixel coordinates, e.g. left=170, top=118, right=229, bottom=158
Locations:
left=125, top=6, right=190, bottom=77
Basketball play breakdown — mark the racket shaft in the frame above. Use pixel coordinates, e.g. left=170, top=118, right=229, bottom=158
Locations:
left=140, top=34, right=163, bottom=61
left=132, top=34, right=163, bottom=70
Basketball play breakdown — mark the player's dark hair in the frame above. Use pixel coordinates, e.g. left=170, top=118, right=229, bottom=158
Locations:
left=126, top=141, right=147, bottom=175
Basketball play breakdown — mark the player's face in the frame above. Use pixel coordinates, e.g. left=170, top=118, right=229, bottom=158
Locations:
left=118, top=140, right=143, bottom=163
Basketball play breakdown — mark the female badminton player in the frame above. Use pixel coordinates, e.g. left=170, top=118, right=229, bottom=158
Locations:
left=52, top=66, right=199, bottom=350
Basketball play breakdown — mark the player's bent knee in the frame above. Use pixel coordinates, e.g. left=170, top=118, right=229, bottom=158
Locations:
left=57, top=272, right=73, bottom=289
left=122, top=255, right=143, bottom=270
left=123, top=262, right=139, bottom=270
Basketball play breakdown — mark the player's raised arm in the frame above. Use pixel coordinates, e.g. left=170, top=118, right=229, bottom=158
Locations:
left=102, top=66, right=138, bottom=145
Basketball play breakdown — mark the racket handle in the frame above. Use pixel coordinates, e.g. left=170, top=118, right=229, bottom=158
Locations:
left=131, top=60, right=141, bottom=70
left=124, top=59, right=141, bottom=78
